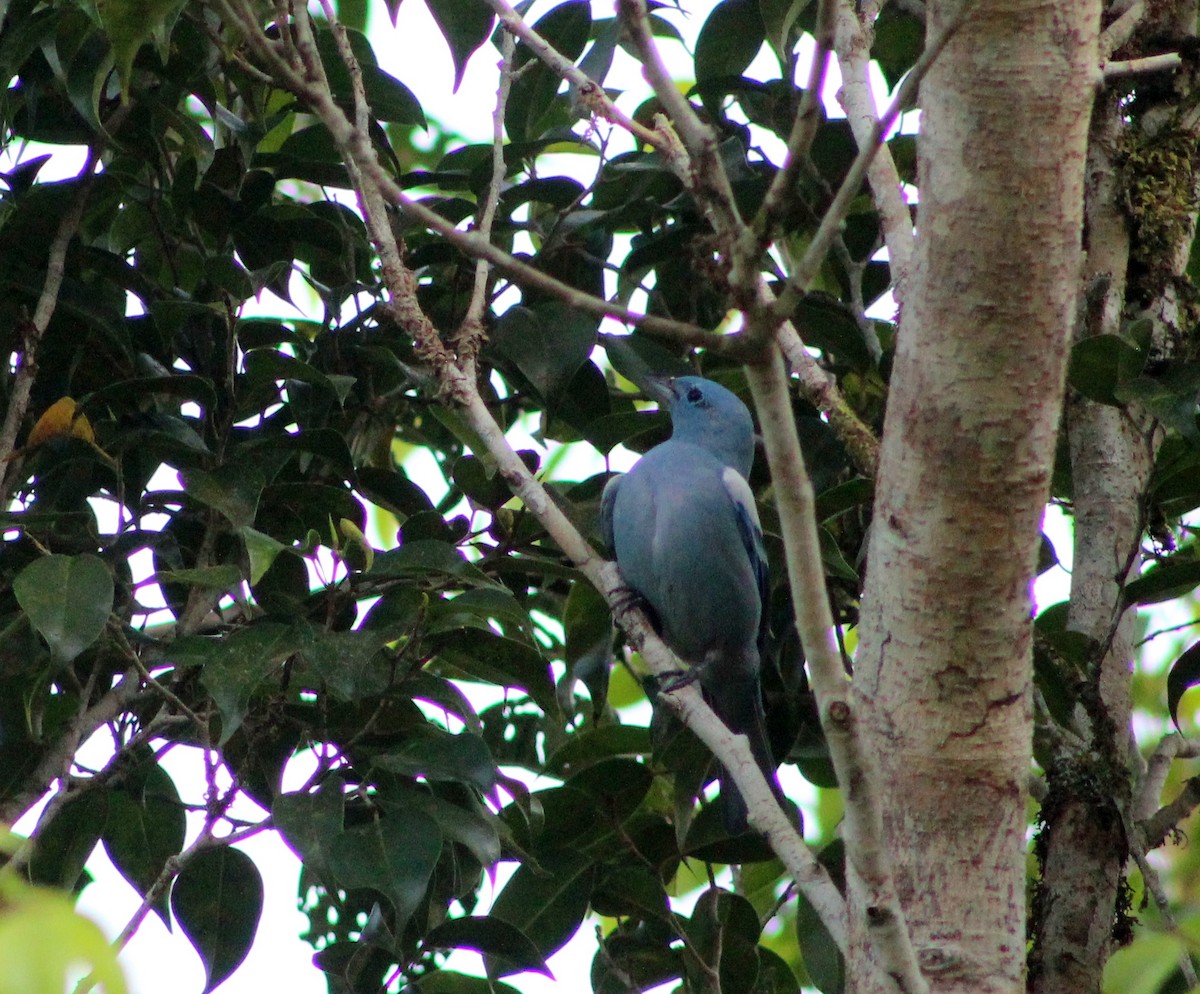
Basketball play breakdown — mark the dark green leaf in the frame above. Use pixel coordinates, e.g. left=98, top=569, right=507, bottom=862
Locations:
left=13, top=554, right=113, bottom=663
left=423, top=916, right=551, bottom=977
left=487, top=849, right=595, bottom=976
left=274, top=779, right=346, bottom=886
left=1123, top=556, right=1200, bottom=606
left=492, top=303, right=597, bottom=402
left=28, top=789, right=108, bottom=891
left=426, top=0, right=495, bottom=91
left=171, top=846, right=264, bottom=994
left=372, top=730, right=498, bottom=791
left=795, top=839, right=845, bottom=993
left=1167, top=641, right=1200, bottom=729
left=329, top=809, right=443, bottom=929
left=181, top=463, right=266, bottom=530
left=561, top=580, right=614, bottom=713
left=871, top=5, right=924, bottom=89
left=695, top=0, right=765, bottom=83
left=102, top=759, right=186, bottom=928
left=198, top=622, right=304, bottom=743
left=1067, top=334, right=1146, bottom=405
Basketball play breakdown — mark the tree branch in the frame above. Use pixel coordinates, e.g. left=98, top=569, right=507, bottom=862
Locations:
left=746, top=352, right=927, bottom=994
left=0, top=668, right=143, bottom=827
left=0, top=149, right=101, bottom=501
left=773, top=6, right=968, bottom=322
left=833, top=0, right=915, bottom=303
left=483, top=0, right=663, bottom=149
left=747, top=0, right=838, bottom=251
left=457, top=28, right=517, bottom=378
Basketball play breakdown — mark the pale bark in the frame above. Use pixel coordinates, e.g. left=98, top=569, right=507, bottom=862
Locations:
left=853, top=2, right=1100, bottom=992
left=1029, top=104, right=1142, bottom=994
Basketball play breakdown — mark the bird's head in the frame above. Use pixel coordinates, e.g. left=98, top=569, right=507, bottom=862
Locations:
left=650, top=375, right=756, bottom=478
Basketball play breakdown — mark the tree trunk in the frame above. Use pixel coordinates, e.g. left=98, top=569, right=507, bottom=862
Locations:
left=851, top=1, right=1100, bottom=991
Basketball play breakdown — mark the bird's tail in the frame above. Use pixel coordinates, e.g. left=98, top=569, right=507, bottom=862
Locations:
left=703, top=668, right=786, bottom=835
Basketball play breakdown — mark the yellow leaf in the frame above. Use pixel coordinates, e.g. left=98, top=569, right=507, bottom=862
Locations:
left=338, top=518, right=374, bottom=572
left=27, top=397, right=95, bottom=448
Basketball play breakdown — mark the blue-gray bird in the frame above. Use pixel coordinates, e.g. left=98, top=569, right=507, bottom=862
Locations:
left=600, top=375, right=784, bottom=833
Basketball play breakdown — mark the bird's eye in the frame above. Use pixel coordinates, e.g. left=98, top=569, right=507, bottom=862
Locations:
left=686, top=386, right=703, bottom=404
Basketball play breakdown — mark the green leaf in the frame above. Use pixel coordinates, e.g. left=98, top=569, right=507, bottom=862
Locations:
left=695, top=0, right=765, bottom=83
left=28, top=789, right=108, bottom=891
left=273, top=779, right=346, bottom=886
left=544, top=725, right=651, bottom=773
left=95, top=0, right=186, bottom=101
left=432, top=627, right=557, bottom=716
left=400, top=971, right=522, bottom=994
left=370, top=540, right=498, bottom=587
left=492, top=303, right=597, bottom=402
left=1067, top=334, right=1146, bottom=405
left=1123, top=556, right=1200, bottom=606
left=14, top=554, right=113, bottom=663
left=426, top=0, right=495, bottom=92
left=1114, top=367, right=1200, bottom=443
left=101, top=759, right=186, bottom=929
left=363, top=65, right=427, bottom=126
left=424, top=916, right=551, bottom=978
left=329, top=809, right=443, bottom=930
left=871, top=5, right=924, bottom=89
left=0, top=885, right=128, bottom=994
left=759, top=0, right=809, bottom=66
left=241, top=526, right=288, bottom=585
left=682, top=889, right=763, bottom=994
left=561, top=579, right=614, bottom=714
left=372, top=729, right=498, bottom=791
left=198, top=622, right=304, bottom=743
left=171, top=847, right=263, bottom=994
left=795, top=839, right=845, bottom=993
left=181, top=463, right=266, bottom=530
left=487, top=849, right=595, bottom=976
left=152, top=564, right=242, bottom=591
left=295, top=628, right=393, bottom=701
left=1167, top=640, right=1200, bottom=729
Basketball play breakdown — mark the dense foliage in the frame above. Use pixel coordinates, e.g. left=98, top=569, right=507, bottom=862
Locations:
left=3, top=1, right=1200, bottom=993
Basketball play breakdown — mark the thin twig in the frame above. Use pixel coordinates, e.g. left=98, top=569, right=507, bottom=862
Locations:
left=617, top=0, right=747, bottom=271
left=1104, top=52, right=1182, bottom=77
left=457, top=27, right=517, bottom=378
left=0, top=668, right=143, bottom=827
left=833, top=0, right=915, bottom=301
left=483, top=0, right=662, bottom=149
left=746, top=0, right=838, bottom=252
left=774, top=7, right=970, bottom=321
left=0, top=148, right=102, bottom=500
left=1100, top=0, right=1145, bottom=59
left=1130, top=842, right=1200, bottom=988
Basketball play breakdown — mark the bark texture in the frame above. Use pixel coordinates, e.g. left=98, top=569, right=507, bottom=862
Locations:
left=851, top=1, right=1100, bottom=992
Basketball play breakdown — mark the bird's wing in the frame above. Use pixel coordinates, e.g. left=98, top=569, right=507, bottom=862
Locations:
left=722, top=467, right=769, bottom=631
left=598, top=473, right=622, bottom=552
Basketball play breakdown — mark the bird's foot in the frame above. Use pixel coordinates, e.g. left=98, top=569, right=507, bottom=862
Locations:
left=659, top=667, right=701, bottom=693
left=611, top=585, right=663, bottom=634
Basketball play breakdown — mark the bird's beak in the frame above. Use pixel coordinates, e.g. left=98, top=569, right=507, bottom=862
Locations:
left=643, top=375, right=675, bottom=406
